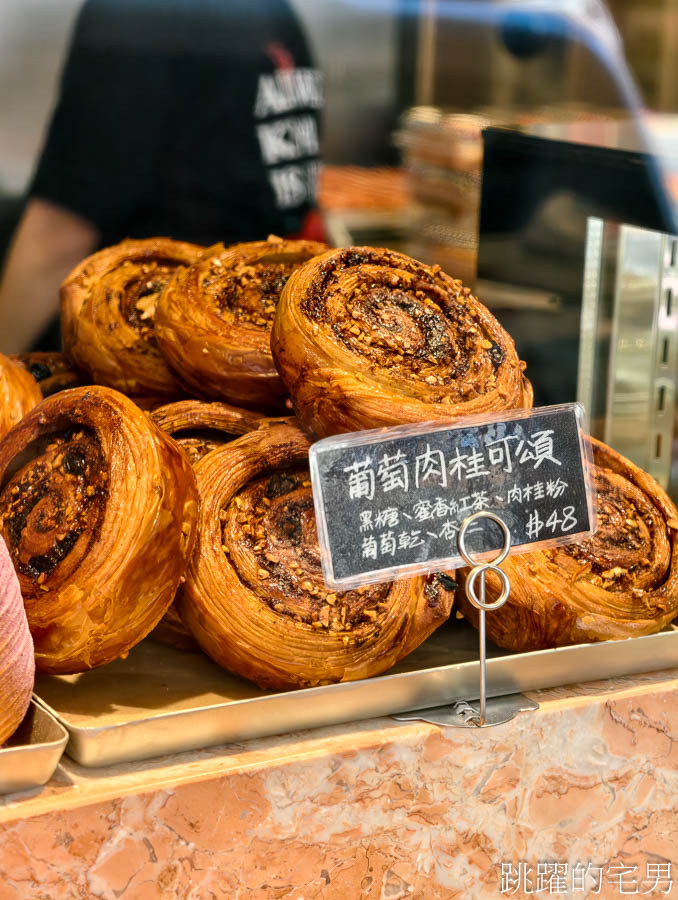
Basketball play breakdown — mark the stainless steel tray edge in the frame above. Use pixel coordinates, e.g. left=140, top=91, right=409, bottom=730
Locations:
left=35, top=627, right=678, bottom=768
left=0, top=698, right=68, bottom=794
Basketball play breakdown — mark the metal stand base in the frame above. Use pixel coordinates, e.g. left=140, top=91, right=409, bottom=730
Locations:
left=393, top=693, right=539, bottom=728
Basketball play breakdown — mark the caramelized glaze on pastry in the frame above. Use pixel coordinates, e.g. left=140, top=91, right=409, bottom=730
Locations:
left=456, top=438, right=678, bottom=649
left=0, top=386, right=199, bottom=673
left=179, top=421, right=455, bottom=688
left=271, top=246, right=532, bottom=438
left=155, top=236, right=327, bottom=410
left=0, top=353, right=42, bottom=439
left=61, top=237, right=203, bottom=397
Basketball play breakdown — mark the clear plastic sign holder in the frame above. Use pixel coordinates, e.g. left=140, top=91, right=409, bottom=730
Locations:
left=394, top=510, right=539, bottom=729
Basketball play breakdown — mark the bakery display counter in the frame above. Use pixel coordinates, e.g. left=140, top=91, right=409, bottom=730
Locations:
left=1, top=666, right=677, bottom=899
left=0, top=212, right=676, bottom=900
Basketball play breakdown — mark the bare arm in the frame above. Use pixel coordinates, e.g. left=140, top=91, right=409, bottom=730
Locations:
left=0, top=198, right=99, bottom=353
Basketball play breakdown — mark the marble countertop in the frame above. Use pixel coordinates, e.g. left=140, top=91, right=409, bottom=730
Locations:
left=1, top=667, right=677, bottom=898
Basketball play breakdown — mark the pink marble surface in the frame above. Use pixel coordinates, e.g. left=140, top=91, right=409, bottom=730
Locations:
left=1, top=668, right=678, bottom=898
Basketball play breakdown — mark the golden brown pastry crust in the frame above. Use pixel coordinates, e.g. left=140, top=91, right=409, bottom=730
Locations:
left=179, top=421, right=455, bottom=688
left=456, top=438, right=678, bottom=649
left=155, top=236, right=327, bottom=410
left=271, top=245, right=533, bottom=439
left=0, top=386, right=199, bottom=673
left=13, top=352, right=82, bottom=397
left=0, top=353, right=42, bottom=439
left=149, top=398, right=268, bottom=649
left=151, top=398, right=265, bottom=460
left=61, top=237, right=204, bottom=397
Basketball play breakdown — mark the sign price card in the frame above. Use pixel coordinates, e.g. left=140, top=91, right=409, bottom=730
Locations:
left=309, top=403, right=596, bottom=589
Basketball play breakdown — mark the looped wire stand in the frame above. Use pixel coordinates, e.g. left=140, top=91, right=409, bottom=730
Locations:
left=394, top=511, right=538, bottom=729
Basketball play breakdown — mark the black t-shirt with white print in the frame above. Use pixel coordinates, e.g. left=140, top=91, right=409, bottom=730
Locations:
left=30, top=0, right=322, bottom=248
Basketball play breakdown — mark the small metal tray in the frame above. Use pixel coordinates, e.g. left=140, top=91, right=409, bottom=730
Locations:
left=0, top=699, right=68, bottom=794
left=34, top=619, right=678, bottom=768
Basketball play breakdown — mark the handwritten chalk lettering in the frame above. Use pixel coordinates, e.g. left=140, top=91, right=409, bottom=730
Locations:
left=487, top=435, right=519, bottom=473
left=448, top=447, right=468, bottom=481
left=485, top=429, right=562, bottom=474
left=471, top=490, right=490, bottom=511
left=545, top=506, right=578, bottom=533
left=359, top=511, right=373, bottom=532
left=439, top=520, right=459, bottom=541
left=415, top=444, right=447, bottom=488
left=310, top=405, right=592, bottom=584
left=379, top=531, right=397, bottom=556
left=413, top=499, right=432, bottom=521
left=344, top=458, right=375, bottom=501
left=465, top=448, right=491, bottom=480
left=546, top=477, right=568, bottom=498
left=397, top=530, right=424, bottom=550
left=374, top=507, right=399, bottom=528
left=457, top=495, right=473, bottom=516
left=528, top=506, right=577, bottom=539
left=506, top=484, right=522, bottom=504
left=432, top=497, right=451, bottom=518
left=526, top=509, right=544, bottom=539
left=361, top=535, right=377, bottom=560
left=378, top=450, right=409, bottom=493
left=519, top=429, right=561, bottom=468
left=344, top=429, right=567, bottom=500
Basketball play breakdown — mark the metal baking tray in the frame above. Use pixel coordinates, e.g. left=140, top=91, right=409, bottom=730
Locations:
left=0, top=699, right=68, bottom=794
left=34, top=619, right=678, bottom=767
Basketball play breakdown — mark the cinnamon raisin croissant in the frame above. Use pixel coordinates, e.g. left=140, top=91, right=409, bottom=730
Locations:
left=61, top=237, right=203, bottom=398
left=456, top=438, right=678, bottom=650
left=0, top=537, right=34, bottom=744
left=155, top=236, right=327, bottom=410
left=0, top=353, right=42, bottom=439
left=0, top=386, right=199, bottom=673
left=271, top=246, right=532, bottom=439
left=179, top=422, right=455, bottom=689
left=13, top=352, right=82, bottom=397
left=149, top=398, right=267, bottom=649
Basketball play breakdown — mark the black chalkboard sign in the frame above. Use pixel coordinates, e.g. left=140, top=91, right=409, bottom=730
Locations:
left=309, top=404, right=595, bottom=588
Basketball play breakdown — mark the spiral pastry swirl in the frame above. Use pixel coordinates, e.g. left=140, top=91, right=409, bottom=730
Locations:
left=0, top=353, right=42, bottom=440
left=456, top=438, right=678, bottom=650
left=13, top=352, right=82, bottom=398
left=271, top=246, right=532, bottom=439
left=61, top=237, right=204, bottom=398
left=0, top=386, right=199, bottom=673
left=155, top=236, right=327, bottom=410
left=179, top=422, right=455, bottom=688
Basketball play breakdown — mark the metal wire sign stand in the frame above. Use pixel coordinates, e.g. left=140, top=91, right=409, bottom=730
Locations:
left=396, top=511, right=539, bottom=729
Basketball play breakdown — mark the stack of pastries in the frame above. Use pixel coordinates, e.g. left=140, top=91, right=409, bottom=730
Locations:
left=0, top=229, right=674, bottom=725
